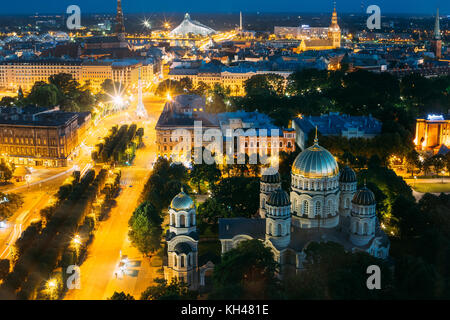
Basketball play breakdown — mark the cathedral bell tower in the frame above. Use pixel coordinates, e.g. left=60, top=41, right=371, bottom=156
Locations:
left=328, top=5, right=341, bottom=48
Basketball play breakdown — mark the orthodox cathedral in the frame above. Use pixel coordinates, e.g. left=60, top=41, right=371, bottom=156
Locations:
left=164, top=136, right=390, bottom=288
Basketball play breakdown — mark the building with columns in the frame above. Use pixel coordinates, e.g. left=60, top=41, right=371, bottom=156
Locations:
left=219, top=135, right=390, bottom=276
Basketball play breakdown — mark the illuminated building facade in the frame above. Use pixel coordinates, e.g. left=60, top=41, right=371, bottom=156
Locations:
left=414, top=115, right=450, bottom=154
left=0, top=107, right=91, bottom=167
left=155, top=95, right=296, bottom=159
left=169, top=69, right=291, bottom=96
left=0, top=59, right=156, bottom=93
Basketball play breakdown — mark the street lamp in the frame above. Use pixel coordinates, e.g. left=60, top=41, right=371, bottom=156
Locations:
left=46, top=278, right=58, bottom=300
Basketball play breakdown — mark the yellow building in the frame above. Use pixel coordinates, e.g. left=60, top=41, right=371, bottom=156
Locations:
left=0, top=59, right=155, bottom=93
left=414, top=115, right=450, bottom=154
left=169, top=70, right=291, bottom=96
left=294, top=6, right=341, bottom=53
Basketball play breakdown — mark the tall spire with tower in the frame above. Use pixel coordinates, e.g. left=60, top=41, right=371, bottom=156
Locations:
left=432, top=8, right=442, bottom=59
left=240, top=11, right=243, bottom=31
left=115, top=0, right=125, bottom=34
left=434, top=8, right=441, bottom=40
left=136, top=67, right=148, bottom=119
left=328, top=2, right=341, bottom=48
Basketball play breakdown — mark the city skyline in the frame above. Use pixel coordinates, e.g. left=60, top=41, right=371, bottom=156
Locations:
left=0, top=0, right=449, bottom=15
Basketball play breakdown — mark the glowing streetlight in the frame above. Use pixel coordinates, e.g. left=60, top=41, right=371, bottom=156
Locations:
left=143, top=19, right=151, bottom=29
left=166, top=92, right=172, bottom=102
left=46, top=278, right=58, bottom=299
left=113, top=95, right=124, bottom=106
left=72, top=234, right=82, bottom=246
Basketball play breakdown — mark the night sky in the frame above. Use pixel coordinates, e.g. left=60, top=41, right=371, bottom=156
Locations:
left=0, top=0, right=448, bottom=15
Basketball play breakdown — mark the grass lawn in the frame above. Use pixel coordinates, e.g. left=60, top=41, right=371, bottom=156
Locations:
left=412, top=183, right=450, bottom=194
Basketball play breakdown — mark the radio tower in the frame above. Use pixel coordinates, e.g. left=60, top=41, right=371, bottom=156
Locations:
left=136, top=68, right=148, bottom=119
left=115, top=0, right=125, bottom=35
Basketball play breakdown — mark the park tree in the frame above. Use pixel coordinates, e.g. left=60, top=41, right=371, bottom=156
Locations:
left=49, top=73, right=79, bottom=97
left=189, top=163, right=221, bottom=194
left=0, top=259, right=10, bottom=281
left=0, top=192, right=24, bottom=221
left=0, top=96, right=16, bottom=107
left=108, top=291, right=135, bottom=300
left=140, top=278, right=198, bottom=300
left=27, top=82, right=60, bottom=107
left=211, top=239, right=279, bottom=300
left=211, top=177, right=259, bottom=218
left=0, top=159, right=14, bottom=183
left=128, top=201, right=163, bottom=256
left=196, top=198, right=231, bottom=234
left=281, top=242, right=394, bottom=300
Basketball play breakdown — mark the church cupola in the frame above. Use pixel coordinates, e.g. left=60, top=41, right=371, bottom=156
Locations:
left=260, top=167, right=282, bottom=218
left=349, top=185, right=377, bottom=246
left=169, top=188, right=197, bottom=235
left=265, top=189, right=291, bottom=249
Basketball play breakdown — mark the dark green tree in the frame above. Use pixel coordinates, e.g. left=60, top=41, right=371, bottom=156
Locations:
left=140, top=278, right=198, bottom=300
left=128, top=201, right=163, bottom=256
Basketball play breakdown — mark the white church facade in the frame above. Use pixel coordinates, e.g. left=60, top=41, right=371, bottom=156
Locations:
left=164, top=136, right=390, bottom=288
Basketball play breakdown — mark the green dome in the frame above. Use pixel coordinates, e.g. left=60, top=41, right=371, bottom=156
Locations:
left=170, top=189, right=194, bottom=211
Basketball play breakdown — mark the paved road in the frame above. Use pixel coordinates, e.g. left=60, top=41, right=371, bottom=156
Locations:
left=64, top=96, right=164, bottom=300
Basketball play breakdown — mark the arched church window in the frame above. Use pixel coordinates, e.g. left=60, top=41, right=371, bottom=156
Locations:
left=364, top=223, right=368, bottom=235
left=174, top=255, right=177, bottom=267
left=278, top=224, right=282, bottom=236
left=345, top=198, right=350, bottom=209
left=181, top=256, right=185, bottom=268
left=315, top=202, right=321, bottom=216
left=180, top=214, right=185, bottom=227
left=302, top=200, right=309, bottom=215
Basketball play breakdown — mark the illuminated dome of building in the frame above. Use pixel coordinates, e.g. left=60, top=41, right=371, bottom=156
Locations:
left=170, top=188, right=195, bottom=211
left=339, top=166, right=357, bottom=183
left=169, top=13, right=216, bottom=37
left=267, top=189, right=290, bottom=207
left=261, top=167, right=281, bottom=184
left=352, top=186, right=376, bottom=206
left=292, top=138, right=339, bottom=179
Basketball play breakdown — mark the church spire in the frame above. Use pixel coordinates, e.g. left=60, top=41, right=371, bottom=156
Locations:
left=115, top=0, right=125, bottom=34
left=434, top=8, right=441, bottom=40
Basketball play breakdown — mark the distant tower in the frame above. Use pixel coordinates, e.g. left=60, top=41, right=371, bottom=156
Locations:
left=432, top=8, right=442, bottom=59
left=115, top=0, right=125, bottom=35
left=240, top=11, right=243, bottom=31
left=136, top=67, right=148, bottom=119
left=328, top=3, right=341, bottom=48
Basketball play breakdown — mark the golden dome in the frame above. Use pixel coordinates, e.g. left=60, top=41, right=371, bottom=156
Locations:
left=292, top=139, right=339, bottom=179
left=170, top=188, right=194, bottom=211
